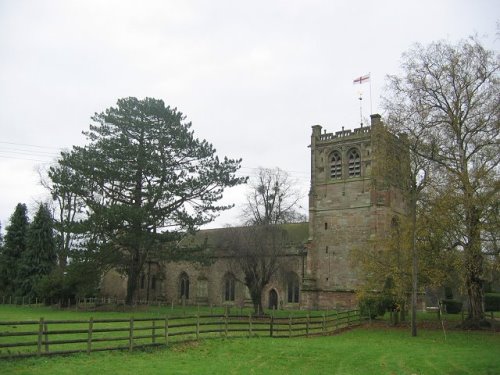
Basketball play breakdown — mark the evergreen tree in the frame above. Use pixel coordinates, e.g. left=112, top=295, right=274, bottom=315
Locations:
left=1, top=203, right=29, bottom=295
left=17, top=203, right=57, bottom=298
left=50, top=97, right=246, bottom=304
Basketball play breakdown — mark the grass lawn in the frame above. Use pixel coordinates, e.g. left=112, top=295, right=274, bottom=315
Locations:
left=1, top=327, right=499, bottom=375
left=0, top=304, right=327, bottom=321
left=1, top=305, right=499, bottom=374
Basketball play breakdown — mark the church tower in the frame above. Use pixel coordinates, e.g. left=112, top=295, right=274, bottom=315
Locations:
left=302, top=114, right=409, bottom=309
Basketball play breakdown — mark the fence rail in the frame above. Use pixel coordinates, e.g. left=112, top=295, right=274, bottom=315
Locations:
left=0, top=310, right=363, bottom=359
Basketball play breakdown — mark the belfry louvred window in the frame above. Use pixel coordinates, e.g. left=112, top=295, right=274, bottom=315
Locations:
left=330, top=151, right=342, bottom=179
left=348, top=149, right=361, bottom=177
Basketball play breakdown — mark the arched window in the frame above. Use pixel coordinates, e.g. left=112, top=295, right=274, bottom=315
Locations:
left=140, top=274, right=145, bottom=289
left=224, top=273, right=235, bottom=301
left=330, top=151, right=342, bottom=179
left=179, top=272, right=190, bottom=299
left=151, top=275, right=156, bottom=290
left=348, top=148, right=361, bottom=177
left=287, top=272, right=300, bottom=303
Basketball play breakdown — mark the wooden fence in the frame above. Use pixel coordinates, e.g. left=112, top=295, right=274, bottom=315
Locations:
left=0, top=310, right=363, bottom=359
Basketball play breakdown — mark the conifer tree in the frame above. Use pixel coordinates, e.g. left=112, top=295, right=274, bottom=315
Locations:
left=50, top=97, right=245, bottom=304
left=17, top=203, right=57, bottom=298
left=1, top=203, right=29, bottom=295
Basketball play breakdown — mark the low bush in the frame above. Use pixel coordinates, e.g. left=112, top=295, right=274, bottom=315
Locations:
left=441, top=299, right=462, bottom=314
left=484, top=293, right=500, bottom=312
left=358, top=294, right=393, bottom=319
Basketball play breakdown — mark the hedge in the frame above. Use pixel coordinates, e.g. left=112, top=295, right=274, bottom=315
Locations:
left=485, top=293, right=500, bottom=312
left=441, top=299, right=462, bottom=314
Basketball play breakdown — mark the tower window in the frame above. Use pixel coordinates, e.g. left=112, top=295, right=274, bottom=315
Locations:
left=324, top=222, right=328, bottom=230
left=348, top=148, right=361, bottom=177
left=330, top=151, right=342, bottom=179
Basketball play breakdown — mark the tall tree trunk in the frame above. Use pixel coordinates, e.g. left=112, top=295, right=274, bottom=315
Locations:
left=411, top=191, right=418, bottom=337
left=126, top=250, right=141, bottom=305
left=251, top=288, right=263, bottom=316
left=464, top=205, right=485, bottom=325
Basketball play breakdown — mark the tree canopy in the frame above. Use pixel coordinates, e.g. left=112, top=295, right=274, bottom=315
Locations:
left=50, top=97, right=246, bottom=304
left=383, top=37, right=499, bottom=325
left=17, top=203, right=57, bottom=298
left=241, top=167, right=305, bottom=225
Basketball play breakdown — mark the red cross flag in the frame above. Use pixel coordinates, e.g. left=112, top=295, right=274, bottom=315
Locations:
left=353, top=74, right=370, bottom=84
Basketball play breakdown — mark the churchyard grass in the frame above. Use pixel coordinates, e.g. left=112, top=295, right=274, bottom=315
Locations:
left=1, top=325, right=499, bottom=375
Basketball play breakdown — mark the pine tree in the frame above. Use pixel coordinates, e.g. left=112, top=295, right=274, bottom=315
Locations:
left=1, top=203, right=29, bottom=295
left=50, top=97, right=246, bottom=304
left=17, top=203, right=57, bottom=298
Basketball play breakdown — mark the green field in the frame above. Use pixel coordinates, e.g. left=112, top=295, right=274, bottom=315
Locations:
left=1, top=305, right=499, bottom=374
left=1, top=327, right=499, bottom=374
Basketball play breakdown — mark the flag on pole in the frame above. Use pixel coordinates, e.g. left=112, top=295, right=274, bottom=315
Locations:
left=353, top=74, right=370, bottom=85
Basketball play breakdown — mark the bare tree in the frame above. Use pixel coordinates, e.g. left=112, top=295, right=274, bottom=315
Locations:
left=241, top=167, right=305, bottom=225
left=218, top=167, right=306, bottom=315
left=383, top=37, right=500, bottom=326
left=220, top=225, right=288, bottom=315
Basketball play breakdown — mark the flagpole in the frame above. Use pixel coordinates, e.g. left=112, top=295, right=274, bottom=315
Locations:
left=369, top=72, right=372, bottom=115
left=359, top=92, right=363, bottom=127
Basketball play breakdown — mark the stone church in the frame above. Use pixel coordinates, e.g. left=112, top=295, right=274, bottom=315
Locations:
left=101, top=114, right=408, bottom=310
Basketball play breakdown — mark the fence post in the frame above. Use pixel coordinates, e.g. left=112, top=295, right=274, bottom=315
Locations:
left=165, top=316, right=169, bottom=345
left=306, top=313, right=310, bottom=338
left=347, top=310, right=350, bottom=327
left=269, top=315, right=274, bottom=337
left=87, top=317, right=93, bottom=354
left=129, top=318, right=134, bottom=352
left=196, top=315, right=200, bottom=340
left=248, top=313, right=252, bottom=337
left=322, top=313, right=326, bottom=335
left=288, top=315, right=292, bottom=338
left=335, top=310, right=339, bottom=332
left=224, top=311, right=228, bottom=338
left=152, top=319, right=156, bottom=345
left=37, top=318, right=44, bottom=356
left=44, top=321, right=49, bottom=353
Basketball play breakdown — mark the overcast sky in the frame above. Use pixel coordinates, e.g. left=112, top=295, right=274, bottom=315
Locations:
left=0, top=0, right=498, bottom=231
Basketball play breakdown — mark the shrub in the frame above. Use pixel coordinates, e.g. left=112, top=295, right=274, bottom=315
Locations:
left=484, top=293, right=500, bottom=312
left=441, top=299, right=462, bottom=314
left=358, top=294, right=393, bottom=318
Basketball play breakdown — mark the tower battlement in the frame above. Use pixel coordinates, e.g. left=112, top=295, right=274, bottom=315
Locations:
left=318, top=125, right=371, bottom=142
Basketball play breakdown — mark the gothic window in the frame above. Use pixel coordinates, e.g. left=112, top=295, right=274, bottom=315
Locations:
left=330, top=151, right=342, bottom=179
left=197, top=278, right=208, bottom=299
left=287, top=272, right=300, bottom=303
left=179, top=272, right=190, bottom=299
left=151, top=275, right=156, bottom=290
left=224, top=273, right=235, bottom=301
left=348, top=148, right=361, bottom=177
left=140, top=274, right=145, bottom=289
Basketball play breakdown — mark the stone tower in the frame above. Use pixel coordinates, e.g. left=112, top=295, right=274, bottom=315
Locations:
left=301, top=114, right=408, bottom=309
